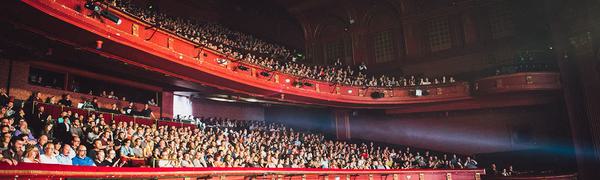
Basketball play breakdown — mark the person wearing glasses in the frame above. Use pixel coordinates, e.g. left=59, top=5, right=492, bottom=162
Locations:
left=71, top=145, right=95, bottom=166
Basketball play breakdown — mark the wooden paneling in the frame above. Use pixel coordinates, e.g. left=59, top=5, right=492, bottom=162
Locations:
left=475, top=72, right=561, bottom=94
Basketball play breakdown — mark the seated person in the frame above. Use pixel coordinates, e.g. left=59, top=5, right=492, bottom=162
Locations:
left=22, top=145, right=40, bottom=163
left=147, top=99, right=157, bottom=106
left=39, top=142, right=58, bottom=164
left=72, top=145, right=95, bottom=166
left=94, top=150, right=112, bottom=167
left=139, top=104, right=154, bottom=118
left=80, top=98, right=97, bottom=111
left=122, top=102, right=136, bottom=115
left=119, top=139, right=134, bottom=158
left=106, top=103, right=121, bottom=114
left=56, top=144, right=72, bottom=165
left=0, top=88, right=9, bottom=107
left=58, top=94, right=72, bottom=107
left=1, top=138, right=25, bottom=165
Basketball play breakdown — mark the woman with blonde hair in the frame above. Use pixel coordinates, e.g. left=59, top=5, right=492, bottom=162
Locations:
left=22, top=145, right=40, bottom=163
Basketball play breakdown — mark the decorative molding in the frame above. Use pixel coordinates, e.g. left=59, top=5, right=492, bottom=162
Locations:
left=496, top=79, right=503, bottom=88
left=168, top=37, right=175, bottom=50
left=132, top=24, right=139, bottom=37
left=526, top=75, right=534, bottom=85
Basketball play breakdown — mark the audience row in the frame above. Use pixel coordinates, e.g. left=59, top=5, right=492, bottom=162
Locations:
left=1, top=93, right=478, bottom=169
left=109, top=0, right=456, bottom=88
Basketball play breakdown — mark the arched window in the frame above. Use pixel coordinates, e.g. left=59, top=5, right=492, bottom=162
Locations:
left=373, top=30, right=395, bottom=63
left=489, top=2, right=515, bottom=39
left=427, top=17, right=452, bottom=52
left=367, top=2, right=402, bottom=64
left=319, top=19, right=352, bottom=64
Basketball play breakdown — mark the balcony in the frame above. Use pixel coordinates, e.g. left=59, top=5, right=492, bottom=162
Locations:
left=5, top=0, right=475, bottom=108
left=0, top=163, right=485, bottom=180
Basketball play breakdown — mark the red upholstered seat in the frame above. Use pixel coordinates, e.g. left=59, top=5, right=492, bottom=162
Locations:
left=134, top=117, right=154, bottom=126
left=113, top=114, right=135, bottom=124
left=36, top=103, right=62, bottom=119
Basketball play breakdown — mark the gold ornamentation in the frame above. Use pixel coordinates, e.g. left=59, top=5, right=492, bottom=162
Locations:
left=168, top=37, right=174, bottom=50
left=496, top=79, right=503, bottom=88
left=316, top=84, right=320, bottom=93
left=132, top=24, right=139, bottom=37
left=526, top=75, right=533, bottom=84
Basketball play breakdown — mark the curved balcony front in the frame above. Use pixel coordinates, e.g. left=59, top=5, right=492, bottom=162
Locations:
left=0, top=163, right=485, bottom=180
left=4, top=0, right=475, bottom=108
left=475, top=72, right=561, bottom=95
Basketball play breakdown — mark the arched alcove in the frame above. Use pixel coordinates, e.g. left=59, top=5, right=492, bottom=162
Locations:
left=363, top=1, right=403, bottom=65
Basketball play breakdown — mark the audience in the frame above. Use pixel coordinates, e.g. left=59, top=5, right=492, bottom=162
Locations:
left=0, top=92, right=478, bottom=170
left=110, top=0, right=456, bottom=88
left=488, top=163, right=518, bottom=177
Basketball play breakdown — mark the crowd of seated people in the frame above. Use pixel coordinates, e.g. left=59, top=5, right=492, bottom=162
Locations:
left=25, top=91, right=155, bottom=119
left=108, top=0, right=456, bottom=88
left=94, top=90, right=157, bottom=106
left=487, top=163, right=517, bottom=177
left=30, top=71, right=158, bottom=107
left=1, top=92, right=479, bottom=169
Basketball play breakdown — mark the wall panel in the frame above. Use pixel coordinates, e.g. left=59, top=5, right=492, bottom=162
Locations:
left=350, top=104, right=571, bottom=155
left=192, top=98, right=265, bottom=121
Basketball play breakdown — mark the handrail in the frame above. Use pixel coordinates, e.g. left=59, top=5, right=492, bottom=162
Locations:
left=0, top=163, right=485, bottom=179
left=474, top=72, right=561, bottom=94
left=483, top=173, right=577, bottom=180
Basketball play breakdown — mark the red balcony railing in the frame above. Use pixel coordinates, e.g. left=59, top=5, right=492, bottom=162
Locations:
left=13, top=0, right=472, bottom=107
left=475, top=72, right=561, bottom=94
left=0, top=163, right=485, bottom=180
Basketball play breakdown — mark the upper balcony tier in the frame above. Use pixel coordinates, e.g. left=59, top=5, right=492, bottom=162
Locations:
left=5, top=0, right=561, bottom=108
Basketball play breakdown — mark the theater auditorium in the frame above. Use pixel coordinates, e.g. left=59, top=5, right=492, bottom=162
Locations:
left=0, top=0, right=598, bottom=179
